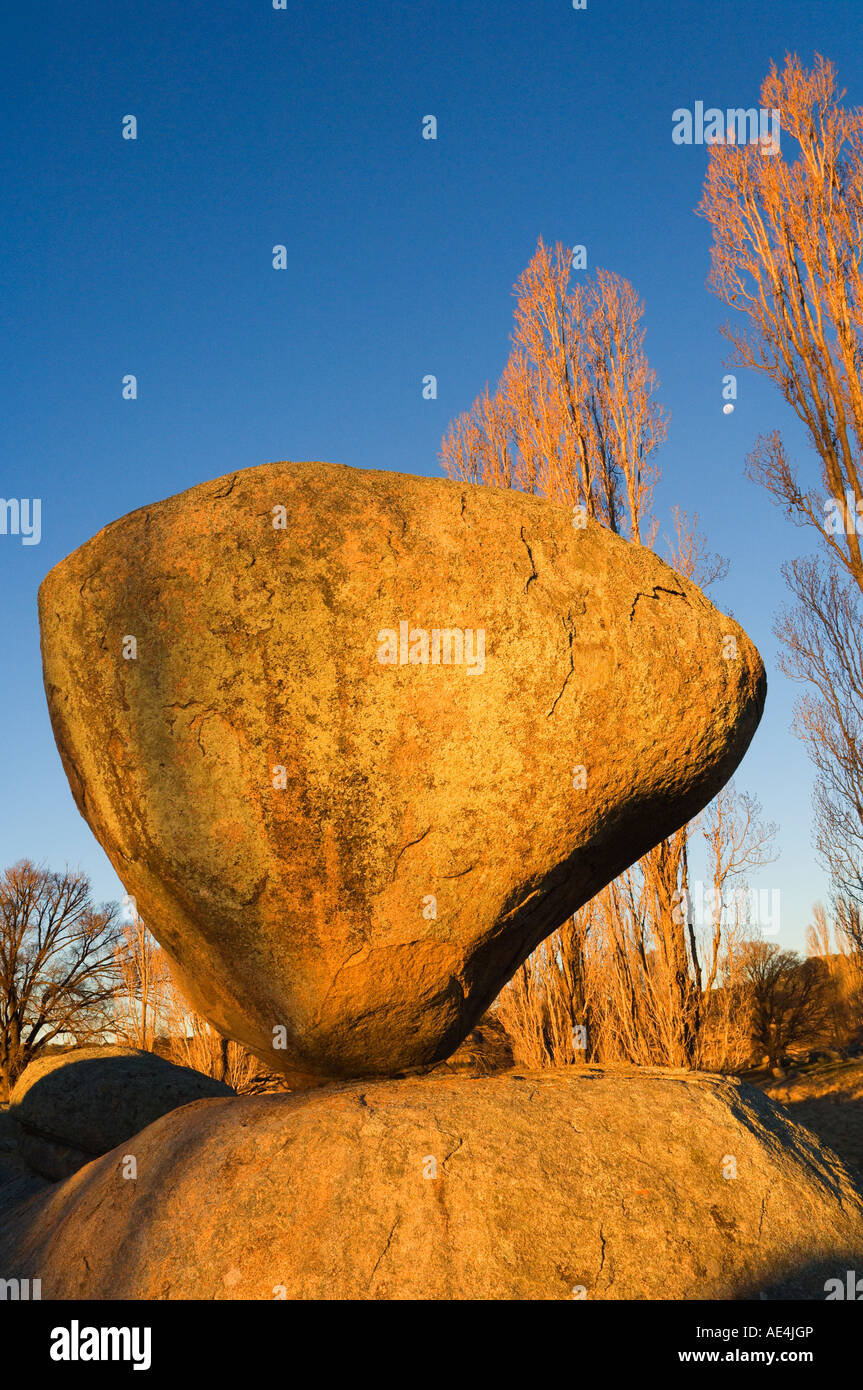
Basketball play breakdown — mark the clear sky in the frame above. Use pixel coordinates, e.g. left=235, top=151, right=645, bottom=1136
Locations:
left=2, top=0, right=860, bottom=951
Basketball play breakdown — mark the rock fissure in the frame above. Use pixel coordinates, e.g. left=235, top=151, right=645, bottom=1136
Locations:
left=629, top=585, right=689, bottom=622
left=519, top=527, right=538, bottom=593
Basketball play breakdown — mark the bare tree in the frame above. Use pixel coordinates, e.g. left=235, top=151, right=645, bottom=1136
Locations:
left=112, top=912, right=173, bottom=1052
left=699, top=52, right=863, bottom=913
left=494, top=915, right=588, bottom=1069
left=697, top=784, right=780, bottom=992
left=776, top=559, right=863, bottom=911
left=0, top=861, right=121, bottom=1101
left=807, top=899, right=863, bottom=1046
left=496, top=786, right=777, bottom=1070
left=835, top=893, right=863, bottom=957
left=440, top=238, right=666, bottom=540
left=739, top=940, right=831, bottom=1068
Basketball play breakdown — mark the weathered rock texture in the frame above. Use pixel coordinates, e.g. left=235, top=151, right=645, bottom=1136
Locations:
left=10, top=1045, right=234, bottom=1180
left=1, top=1070, right=860, bottom=1300
left=38, top=462, right=766, bottom=1084
left=0, top=1107, right=29, bottom=1190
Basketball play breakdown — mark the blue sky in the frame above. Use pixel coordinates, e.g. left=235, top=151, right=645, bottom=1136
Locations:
left=2, top=0, right=860, bottom=951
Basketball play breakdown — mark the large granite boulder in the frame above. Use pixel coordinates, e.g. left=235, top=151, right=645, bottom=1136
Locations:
left=1, top=1069, right=860, bottom=1300
left=10, top=1046, right=234, bottom=1180
left=38, top=462, right=765, bottom=1085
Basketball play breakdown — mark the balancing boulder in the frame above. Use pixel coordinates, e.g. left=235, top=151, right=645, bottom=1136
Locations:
left=38, top=462, right=766, bottom=1085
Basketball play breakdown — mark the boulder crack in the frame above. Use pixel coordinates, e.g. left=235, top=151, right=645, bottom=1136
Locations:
left=629, top=585, right=688, bottom=622
left=520, top=528, right=538, bottom=594
left=391, top=826, right=432, bottom=881
left=547, top=620, right=575, bottom=717
left=368, top=1217, right=400, bottom=1288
